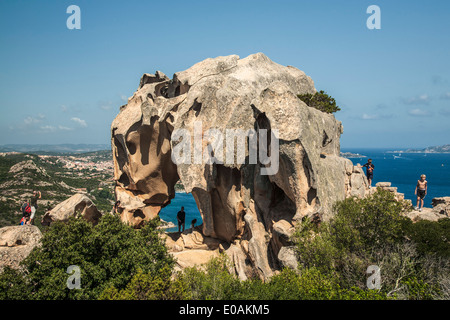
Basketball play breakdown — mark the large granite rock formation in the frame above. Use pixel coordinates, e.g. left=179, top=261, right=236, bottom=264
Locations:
left=111, top=53, right=369, bottom=280
left=0, top=225, right=42, bottom=271
left=41, top=193, right=102, bottom=226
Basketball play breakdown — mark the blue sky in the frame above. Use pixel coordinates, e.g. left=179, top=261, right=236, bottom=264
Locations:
left=0, top=0, right=449, bottom=148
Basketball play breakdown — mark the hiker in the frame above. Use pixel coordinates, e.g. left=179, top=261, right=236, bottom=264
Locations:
left=191, top=218, right=197, bottom=230
left=113, top=200, right=121, bottom=214
left=20, top=201, right=32, bottom=225
left=177, top=206, right=186, bottom=233
left=360, top=159, right=375, bottom=187
left=414, top=174, right=427, bottom=212
left=31, top=190, right=41, bottom=209
left=29, top=190, right=41, bottom=225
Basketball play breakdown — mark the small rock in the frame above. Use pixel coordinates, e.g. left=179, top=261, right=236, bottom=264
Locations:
left=375, top=182, right=391, bottom=188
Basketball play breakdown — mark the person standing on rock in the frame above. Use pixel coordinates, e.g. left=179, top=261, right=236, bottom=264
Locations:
left=113, top=200, right=121, bottom=215
left=177, top=206, right=186, bottom=233
left=29, top=190, right=41, bottom=225
left=360, top=159, right=375, bottom=187
left=415, top=174, right=427, bottom=212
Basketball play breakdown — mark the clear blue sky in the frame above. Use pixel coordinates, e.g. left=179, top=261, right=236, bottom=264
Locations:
left=1, top=0, right=449, bottom=148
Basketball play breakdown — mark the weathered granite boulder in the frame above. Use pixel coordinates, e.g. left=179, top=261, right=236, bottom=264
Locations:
left=111, top=53, right=369, bottom=280
left=406, top=196, right=450, bottom=222
left=0, top=225, right=42, bottom=270
left=432, top=197, right=450, bottom=216
left=41, top=193, right=102, bottom=226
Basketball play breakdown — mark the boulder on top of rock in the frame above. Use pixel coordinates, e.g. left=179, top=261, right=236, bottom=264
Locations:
left=375, top=182, right=391, bottom=188
left=41, top=193, right=102, bottom=226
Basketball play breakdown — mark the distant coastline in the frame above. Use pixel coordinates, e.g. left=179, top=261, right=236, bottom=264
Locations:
left=387, top=144, right=450, bottom=154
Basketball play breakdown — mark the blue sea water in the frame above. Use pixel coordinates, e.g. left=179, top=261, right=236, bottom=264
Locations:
left=159, top=192, right=202, bottom=233
left=159, top=148, right=450, bottom=232
left=342, top=148, right=450, bottom=205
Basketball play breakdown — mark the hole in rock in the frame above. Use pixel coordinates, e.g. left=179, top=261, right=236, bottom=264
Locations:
left=158, top=191, right=203, bottom=233
left=118, top=173, right=130, bottom=186
left=133, top=209, right=145, bottom=219
left=307, top=187, right=317, bottom=205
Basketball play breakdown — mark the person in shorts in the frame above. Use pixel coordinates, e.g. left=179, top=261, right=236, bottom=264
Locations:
left=414, top=174, right=427, bottom=212
left=360, top=159, right=375, bottom=187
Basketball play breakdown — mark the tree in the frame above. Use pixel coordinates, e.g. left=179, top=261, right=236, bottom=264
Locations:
left=297, top=90, right=341, bottom=114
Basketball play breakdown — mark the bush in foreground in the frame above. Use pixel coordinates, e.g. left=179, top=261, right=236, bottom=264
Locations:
left=292, top=188, right=449, bottom=299
left=0, top=214, right=174, bottom=300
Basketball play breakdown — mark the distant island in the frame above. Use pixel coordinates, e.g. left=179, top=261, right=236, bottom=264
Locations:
left=389, top=144, right=450, bottom=154
left=340, top=152, right=367, bottom=158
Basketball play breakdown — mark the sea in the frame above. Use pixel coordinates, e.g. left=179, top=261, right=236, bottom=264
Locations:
left=159, top=148, right=450, bottom=232
left=342, top=148, right=450, bottom=205
left=159, top=192, right=202, bottom=233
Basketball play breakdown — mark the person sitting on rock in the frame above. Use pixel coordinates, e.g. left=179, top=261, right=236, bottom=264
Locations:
left=191, top=218, right=197, bottom=231
left=359, top=159, right=375, bottom=187
left=177, top=206, right=186, bottom=233
left=415, top=174, right=427, bottom=212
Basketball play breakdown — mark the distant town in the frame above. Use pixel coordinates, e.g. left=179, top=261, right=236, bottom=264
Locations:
left=0, top=149, right=115, bottom=227
left=48, top=154, right=113, bottom=172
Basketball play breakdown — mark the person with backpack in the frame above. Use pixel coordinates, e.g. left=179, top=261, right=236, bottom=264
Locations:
left=20, top=201, right=32, bottom=225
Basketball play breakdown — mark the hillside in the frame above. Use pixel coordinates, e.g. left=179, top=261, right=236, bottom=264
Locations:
left=0, top=151, right=114, bottom=228
left=0, top=144, right=110, bottom=154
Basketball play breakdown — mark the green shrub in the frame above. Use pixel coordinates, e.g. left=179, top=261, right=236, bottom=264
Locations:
left=297, top=90, right=341, bottom=114
left=176, top=255, right=388, bottom=300
left=404, top=218, right=450, bottom=258
left=178, top=255, right=242, bottom=300
left=291, top=188, right=448, bottom=299
left=401, top=276, right=437, bottom=300
left=0, top=214, right=174, bottom=300
left=0, top=266, right=33, bottom=300
left=292, top=218, right=342, bottom=275
left=99, top=266, right=190, bottom=300
left=331, top=189, right=409, bottom=252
